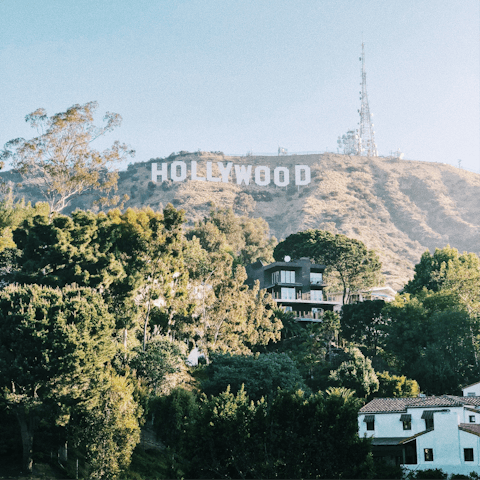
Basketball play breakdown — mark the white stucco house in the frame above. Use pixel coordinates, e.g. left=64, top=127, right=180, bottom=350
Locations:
left=359, top=383, right=480, bottom=476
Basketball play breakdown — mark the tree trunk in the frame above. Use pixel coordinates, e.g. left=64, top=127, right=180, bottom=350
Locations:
left=143, top=297, right=152, bottom=352
left=15, top=407, right=34, bottom=473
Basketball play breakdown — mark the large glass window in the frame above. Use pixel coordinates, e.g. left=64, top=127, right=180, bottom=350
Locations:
left=310, top=290, right=323, bottom=301
left=281, top=270, right=295, bottom=283
left=281, top=287, right=296, bottom=300
left=272, top=270, right=295, bottom=284
left=310, top=272, right=323, bottom=284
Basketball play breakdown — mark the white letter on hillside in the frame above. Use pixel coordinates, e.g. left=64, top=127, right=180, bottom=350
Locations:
left=255, top=166, right=270, bottom=186
left=151, top=163, right=168, bottom=183
left=191, top=161, right=206, bottom=181
left=171, top=161, right=187, bottom=182
left=235, top=165, right=252, bottom=185
left=274, top=167, right=289, bottom=187
left=206, top=162, right=221, bottom=182
left=218, top=162, right=233, bottom=183
left=295, top=165, right=311, bottom=186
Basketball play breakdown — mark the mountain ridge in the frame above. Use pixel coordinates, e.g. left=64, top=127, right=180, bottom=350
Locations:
left=3, top=152, right=480, bottom=290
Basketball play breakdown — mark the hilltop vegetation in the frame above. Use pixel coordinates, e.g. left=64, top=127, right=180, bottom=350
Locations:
left=3, top=151, right=480, bottom=289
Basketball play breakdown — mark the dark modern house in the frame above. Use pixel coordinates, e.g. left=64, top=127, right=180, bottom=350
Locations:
left=245, top=257, right=340, bottom=321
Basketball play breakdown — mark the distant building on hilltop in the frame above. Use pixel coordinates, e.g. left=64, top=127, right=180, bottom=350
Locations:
left=245, top=257, right=340, bottom=321
left=327, top=285, right=397, bottom=310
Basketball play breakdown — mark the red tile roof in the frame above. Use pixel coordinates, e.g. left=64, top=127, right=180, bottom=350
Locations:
left=360, top=395, right=480, bottom=413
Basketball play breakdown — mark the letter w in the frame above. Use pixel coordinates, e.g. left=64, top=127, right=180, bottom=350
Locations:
left=234, top=165, right=252, bottom=185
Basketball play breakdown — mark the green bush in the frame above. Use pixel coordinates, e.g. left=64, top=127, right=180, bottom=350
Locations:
left=407, top=468, right=448, bottom=479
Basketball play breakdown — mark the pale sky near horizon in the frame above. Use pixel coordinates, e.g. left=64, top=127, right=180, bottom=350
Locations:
left=1, top=0, right=479, bottom=172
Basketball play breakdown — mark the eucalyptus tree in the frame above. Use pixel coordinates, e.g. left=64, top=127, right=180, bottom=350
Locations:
left=0, top=101, right=134, bottom=214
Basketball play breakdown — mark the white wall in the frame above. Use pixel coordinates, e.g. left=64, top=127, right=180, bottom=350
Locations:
left=463, top=383, right=480, bottom=397
left=358, top=407, right=464, bottom=440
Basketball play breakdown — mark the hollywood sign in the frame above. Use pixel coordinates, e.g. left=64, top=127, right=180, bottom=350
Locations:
left=151, top=161, right=311, bottom=186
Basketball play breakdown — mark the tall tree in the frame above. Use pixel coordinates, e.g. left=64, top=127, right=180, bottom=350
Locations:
left=341, top=300, right=387, bottom=356
left=404, top=245, right=480, bottom=314
left=195, top=265, right=281, bottom=359
left=376, top=371, right=420, bottom=398
left=329, top=346, right=379, bottom=398
left=274, top=229, right=382, bottom=303
left=383, top=292, right=480, bottom=395
left=73, top=372, right=141, bottom=480
left=1, top=101, right=134, bottom=214
left=0, top=284, right=116, bottom=473
left=190, top=206, right=277, bottom=266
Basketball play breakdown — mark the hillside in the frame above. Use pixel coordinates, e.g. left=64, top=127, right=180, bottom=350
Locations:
left=3, top=152, right=480, bottom=290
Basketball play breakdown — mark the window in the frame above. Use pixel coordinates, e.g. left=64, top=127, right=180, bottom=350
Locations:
left=467, top=392, right=476, bottom=397
left=400, top=414, right=411, bottom=430
left=281, top=270, right=295, bottom=283
left=424, top=449, right=433, bottom=462
left=364, top=415, right=374, bottom=431
left=273, top=270, right=296, bottom=284
left=284, top=306, right=292, bottom=312
left=464, top=448, right=474, bottom=462
left=403, top=420, right=412, bottom=430
left=310, top=272, right=323, bottom=284
left=281, top=287, right=296, bottom=300
left=469, top=415, right=476, bottom=423
left=421, top=411, right=434, bottom=430
left=310, top=290, right=323, bottom=301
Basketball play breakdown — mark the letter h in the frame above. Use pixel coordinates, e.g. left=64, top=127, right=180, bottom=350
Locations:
left=151, top=163, right=168, bottom=183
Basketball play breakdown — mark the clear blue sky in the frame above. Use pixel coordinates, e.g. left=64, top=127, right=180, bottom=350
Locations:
left=1, top=0, right=479, bottom=171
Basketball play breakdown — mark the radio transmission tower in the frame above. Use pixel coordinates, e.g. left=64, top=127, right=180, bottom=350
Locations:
left=355, top=42, right=378, bottom=157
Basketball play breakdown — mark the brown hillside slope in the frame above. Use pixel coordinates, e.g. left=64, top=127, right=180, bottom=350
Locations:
left=3, top=152, right=480, bottom=290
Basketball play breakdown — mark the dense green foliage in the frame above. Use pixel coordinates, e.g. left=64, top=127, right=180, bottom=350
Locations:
left=0, top=284, right=120, bottom=473
left=329, top=347, right=379, bottom=398
left=376, top=371, right=420, bottom=398
left=199, top=352, right=307, bottom=401
left=0, top=197, right=284, bottom=478
left=152, top=386, right=373, bottom=479
left=341, top=300, right=386, bottom=356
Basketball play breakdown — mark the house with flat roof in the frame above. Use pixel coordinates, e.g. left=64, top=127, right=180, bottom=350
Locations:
left=359, top=393, right=480, bottom=475
left=245, top=257, right=340, bottom=321
left=327, top=285, right=397, bottom=310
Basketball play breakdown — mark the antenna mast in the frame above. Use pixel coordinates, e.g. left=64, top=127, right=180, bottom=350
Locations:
left=356, top=42, right=378, bottom=157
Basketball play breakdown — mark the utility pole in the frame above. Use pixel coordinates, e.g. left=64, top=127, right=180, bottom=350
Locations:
left=355, top=42, right=378, bottom=157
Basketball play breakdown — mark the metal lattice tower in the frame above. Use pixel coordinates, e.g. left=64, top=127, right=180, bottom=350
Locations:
left=355, top=42, right=378, bottom=157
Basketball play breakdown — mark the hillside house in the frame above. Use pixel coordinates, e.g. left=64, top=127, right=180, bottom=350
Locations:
left=245, top=257, right=340, bottom=321
left=327, top=285, right=397, bottom=310
left=359, top=390, right=480, bottom=475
